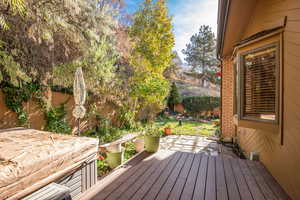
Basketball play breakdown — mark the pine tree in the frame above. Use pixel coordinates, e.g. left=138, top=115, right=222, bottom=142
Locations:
left=182, top=25, right=219, bottom=83
left=168, top=82, right=182, bottom=111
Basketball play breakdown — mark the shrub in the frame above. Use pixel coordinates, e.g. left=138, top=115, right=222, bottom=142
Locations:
left=44, top=104, right=71, bottom=134
left=167, top=82, right=182, bottom=111
left=124, top=141, right=137, bottom=161
left=183, top=96, right=220, bottom=113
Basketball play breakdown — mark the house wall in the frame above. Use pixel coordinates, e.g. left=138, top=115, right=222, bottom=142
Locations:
left=231, top=0, right=300, bottom=199
left=221, top=57, right=235, bottom=138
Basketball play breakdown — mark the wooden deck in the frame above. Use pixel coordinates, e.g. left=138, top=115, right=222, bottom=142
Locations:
left=79, top=151, right=291, bottom=200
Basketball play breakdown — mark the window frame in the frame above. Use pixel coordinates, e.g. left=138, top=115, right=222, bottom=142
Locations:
left=237, top=42, right=280, bottom=124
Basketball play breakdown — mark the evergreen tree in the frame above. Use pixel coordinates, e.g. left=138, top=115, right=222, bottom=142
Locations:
left=182, top=25, right=219, bottom=84
left=168, top=82, right=182, bottom=111
left=129, top=0, right=175, bottom=118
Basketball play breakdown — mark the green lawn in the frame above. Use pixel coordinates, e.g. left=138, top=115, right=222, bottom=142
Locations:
left=155, top=118, right=219, bottom=136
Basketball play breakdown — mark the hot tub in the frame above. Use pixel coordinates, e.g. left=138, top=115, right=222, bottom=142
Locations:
left=0, top=128, right=98, bottom=200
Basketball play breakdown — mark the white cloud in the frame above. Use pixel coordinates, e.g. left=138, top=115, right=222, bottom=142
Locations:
left=170, top=0, right=218, bottom=61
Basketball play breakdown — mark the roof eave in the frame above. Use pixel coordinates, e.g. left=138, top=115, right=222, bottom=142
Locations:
left=216, top=0, right=231, bottom=59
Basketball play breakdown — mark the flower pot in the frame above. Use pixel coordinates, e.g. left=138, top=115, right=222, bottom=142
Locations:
left=99, top=147, right=106, bottom=153
left=144, top=135, right=160, bottom=153
left=134, top=138, right=144, bottom=152
left=106, top=143, right=122, bottom=153
left=164, top=128, right=172, bottom=135
left=106, top=150, right=123, bottom=168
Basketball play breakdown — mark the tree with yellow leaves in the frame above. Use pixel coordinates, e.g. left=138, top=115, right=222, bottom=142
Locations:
left=129, top=0, right=175, bottom=119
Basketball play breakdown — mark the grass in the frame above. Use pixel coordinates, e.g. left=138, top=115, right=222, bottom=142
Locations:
left=155, top=117, right=219, bottom=136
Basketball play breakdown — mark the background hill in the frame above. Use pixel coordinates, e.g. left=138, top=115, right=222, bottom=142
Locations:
left=174, top=79, right=220, bottom=97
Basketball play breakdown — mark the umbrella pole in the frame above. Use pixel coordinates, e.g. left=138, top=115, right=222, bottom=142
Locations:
left=77, top=118, right=80, bottom=136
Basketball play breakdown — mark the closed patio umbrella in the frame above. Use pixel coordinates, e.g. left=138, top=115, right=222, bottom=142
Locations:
left=72, top=67, right=86, bottom=135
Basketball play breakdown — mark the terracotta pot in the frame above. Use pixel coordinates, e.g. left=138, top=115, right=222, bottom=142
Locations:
left=164, top=128, right=172, bottom=135
left=134, top=138, right=144, bottom=152
left=106, top=143, right=122, bottom=153
left=99, top=147, right=106, bottom=153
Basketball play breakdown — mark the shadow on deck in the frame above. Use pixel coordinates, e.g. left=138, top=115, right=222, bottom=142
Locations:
left=78, top=149, right=291, bottom=200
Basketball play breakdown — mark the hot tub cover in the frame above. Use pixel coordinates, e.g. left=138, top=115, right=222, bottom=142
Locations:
left=0, top=128, right=98, bottom=199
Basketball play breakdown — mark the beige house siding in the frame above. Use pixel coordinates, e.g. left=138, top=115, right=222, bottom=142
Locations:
left=230, top=0, right=300, bottom=199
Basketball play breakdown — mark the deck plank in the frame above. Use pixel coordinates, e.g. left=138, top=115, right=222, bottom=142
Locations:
left=246, top=160, right=277, bottom=200
left=89, top=152, right=164, bottom=200
left=143, top=152, right=184, bottom=200
left=180, top=153, right=202, bottom=200
left=205, top=156, right=216, bottom=200
left=192, top=154, right=209, bottom=200
left=254, top=162, right=291, bottom=200
left=117, top=152, right=178, bottom=200
left=79, top=151, right=291, bottom=200
left=106, top=151, right=176, bottom=200
left=155, top=152, right=189, bottom=200
left=223, top=156, right=241, bottom=200
left=230, top=158, right=253, bottom=200
left=130, top=151, right=179, bottom=200
left=238, top=159, right=265, bottom=200
left=167, top=153, right=195, bottom=200
left=215, top=156, right=228, bottom=200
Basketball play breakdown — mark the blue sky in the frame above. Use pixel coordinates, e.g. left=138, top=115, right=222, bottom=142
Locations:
left=124, top=0, right=219, bottom=61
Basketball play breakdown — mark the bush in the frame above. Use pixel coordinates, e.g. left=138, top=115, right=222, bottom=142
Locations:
left=44, top=104, right=71, bottom=134
left=167, top=82, right=182, bottom=110
left=183, top=96, right=220, bottom=113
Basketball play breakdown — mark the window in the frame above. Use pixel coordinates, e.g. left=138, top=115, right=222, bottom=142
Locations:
left=238, top=43, right=279, bottom=123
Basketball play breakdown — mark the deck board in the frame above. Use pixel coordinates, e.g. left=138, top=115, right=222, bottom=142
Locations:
left=230, top=158, right=253, bottom=200
left=205, top=156, right=216, bottom=200
left=238, top=159, right=265, bottom=200
left=79, top=151, right=291, bottom=200
left=118, top=152, right=176, bottom=200
left=180, top=153, right=202, bottom=200
left=143, top=152, right=183, bottom=200
left=90, top=152, right=161, bottom=200
left=253, top=162, right=291, bottom=200
left=246, top=160, right=277, bottom=200
left=105, top=152, right=174, bottom=200
left=167, top=153, right=195, bottom=200
left=193, top=154, right=209, bottom=200
left=215, top=156, right=228, bottom=200
left=155, top=152, right=189, bottom=200
left=130, top=151, right=178, bottom=200
left=223, top=156, right=241, bottom=200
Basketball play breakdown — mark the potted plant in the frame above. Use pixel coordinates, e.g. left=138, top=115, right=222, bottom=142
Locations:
left=144, top=126, right=163, bottom=153
left=164, top=123, right=172, bottom=135
left=106, top=147, right=124, bottom=168
left=100, top=129, right=124, bottom=168
left=133, top=136, right=144, bottom=152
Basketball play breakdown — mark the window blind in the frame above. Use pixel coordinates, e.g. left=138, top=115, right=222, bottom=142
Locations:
left=242, top=46, right=277, bottom=121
